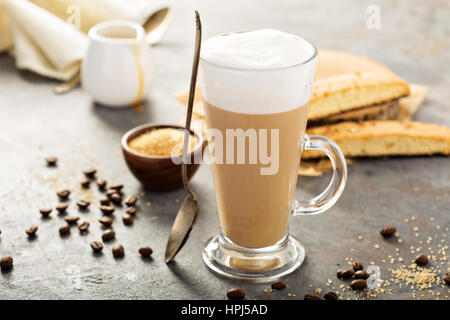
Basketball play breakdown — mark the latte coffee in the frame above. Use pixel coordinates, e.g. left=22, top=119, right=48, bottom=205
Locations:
left=200, top=29, right=317, bottom=249
left=204, top=102, right=308, bottom=247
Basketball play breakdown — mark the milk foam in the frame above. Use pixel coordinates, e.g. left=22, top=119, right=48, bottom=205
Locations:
left=201, top=29, right=315, bottom=70
left=199, top=29, right=317, bottom=114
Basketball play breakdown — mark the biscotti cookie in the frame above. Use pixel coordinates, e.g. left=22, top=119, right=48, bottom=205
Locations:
left=308, top=71, right=410, bottom=120
left=308, top=100, right=399, bottom=126
left=303, top=121, right=450, bottom=158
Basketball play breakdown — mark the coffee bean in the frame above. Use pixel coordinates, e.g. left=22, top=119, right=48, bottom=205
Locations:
left=80, top=179, right=90, bottom=188
left=304, top=294, right=321, bottom=300
left=0, top=256, right=13, bottom=270
left=39, top=208, right=52, bottom=217
left=83, top=168, right=97, bottom=179
left=78, top=221, right=90, bottom=233
left=414, top=254, right=428, bottom=266
left=138, top=246, right=153, bottom=257
left=324, top=292, right=338, bottom=301
left=59, top=224, right=71, bottom=236
left=96, top=179, right=107, bottom=190
left=99, top=216, right=113, bottom=227
left=26, top=225, right=38, bottom=236
left=112, top=244, right=124, bottom=258
left=64, top=216, right=80, bottom=224
left=355, top=270, right=370, bottom=279
left=57, top=189, right=71, bottom=200
left=271, top=280, right=287, bottom=290
left=90, top=241, right=103, bottom=253
left=110, top=193, right=122, bottom=204
left=56, top=203, right=68, bottom=213
left=380, top=225, right=396, bottom=238
left=227, top=288, right=245, bottom=300
left=337, top=269, right=354, bottom=279
left=100, top=205, right=115, bottom=215
left=100, top=198, right=110, bottom=205
left=126, top=206, right=137, bottom=216
left=350, top=279, right=367, bottom=290
left=109, top=184, right=123, bottom=191
left=352, top=261, right=364, bottom=271
left=102, top=229, right=116, bottom=241
left=106, top=189, right=119, bottom=198
left=444, top=273, right=450, bottom=285
left=76, top=200, right=90, bottom=210
left=45, top=156, right=57, bottom=166
left=125, top=196, right=138, bottom=207
left=122, top=214, right=133, bottom=225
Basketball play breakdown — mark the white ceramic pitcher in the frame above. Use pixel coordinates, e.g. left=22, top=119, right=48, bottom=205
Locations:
left=82, top=20, right=154, bottom=107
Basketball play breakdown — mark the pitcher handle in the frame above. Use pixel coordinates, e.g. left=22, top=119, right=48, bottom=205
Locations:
left=292, top=134, right=347, bottom=216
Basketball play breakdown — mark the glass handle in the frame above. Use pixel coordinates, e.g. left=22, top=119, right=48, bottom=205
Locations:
left=292, top=134, right=347, bottom=216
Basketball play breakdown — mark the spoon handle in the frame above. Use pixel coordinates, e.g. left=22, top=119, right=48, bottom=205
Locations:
left=181, top=11, right=202, bottom=201
left=53, top=72, right=81, bottom=94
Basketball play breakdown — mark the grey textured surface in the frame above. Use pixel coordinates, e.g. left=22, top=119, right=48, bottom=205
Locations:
left=0, top=0, right=449, bottom=300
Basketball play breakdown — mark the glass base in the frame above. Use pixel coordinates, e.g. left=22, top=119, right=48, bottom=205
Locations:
left=202, top=233, right=305, bottom=282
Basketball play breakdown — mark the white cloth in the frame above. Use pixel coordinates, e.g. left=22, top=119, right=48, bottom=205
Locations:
left=0, top=0, right=167, bottom=80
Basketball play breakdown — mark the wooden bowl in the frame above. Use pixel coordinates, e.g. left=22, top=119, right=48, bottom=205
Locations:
left=121, top=123, right=205, bottom=191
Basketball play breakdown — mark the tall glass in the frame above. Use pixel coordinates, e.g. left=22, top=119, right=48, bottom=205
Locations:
left=199, top=32, right=347, bottom=281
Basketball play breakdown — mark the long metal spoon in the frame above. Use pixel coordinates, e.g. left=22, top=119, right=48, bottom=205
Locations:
left=53, top=7, right=172, bottom=95
left=164, top=11, right=202, bottom=263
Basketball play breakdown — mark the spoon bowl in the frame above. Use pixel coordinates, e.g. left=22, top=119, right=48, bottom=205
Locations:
left=165, top=195, right=199, bottom=262
left=143, top=7, right=173, bottom=45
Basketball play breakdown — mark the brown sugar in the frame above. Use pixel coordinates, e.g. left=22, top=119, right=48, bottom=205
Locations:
left=129, top=128, right=198, bottom=157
